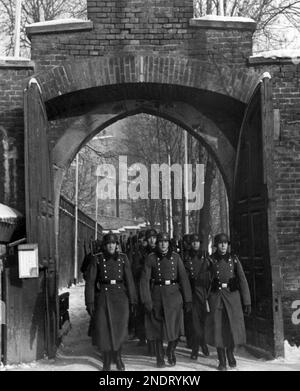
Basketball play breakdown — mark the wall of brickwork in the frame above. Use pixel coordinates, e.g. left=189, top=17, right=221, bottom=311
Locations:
left=1, top=0, right=299, bottom=362
left=249, top=58, right=300, bottom=345
left=0, top=60, right=34, bottom=215
left=27, top=0, right=255, bottom=73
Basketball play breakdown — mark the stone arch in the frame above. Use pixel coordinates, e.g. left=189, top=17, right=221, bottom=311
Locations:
left=36, top=55, right=259, bottom=250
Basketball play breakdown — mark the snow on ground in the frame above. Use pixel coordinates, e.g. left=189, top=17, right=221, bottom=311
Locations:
left=1, top=283, right=299, bottom=371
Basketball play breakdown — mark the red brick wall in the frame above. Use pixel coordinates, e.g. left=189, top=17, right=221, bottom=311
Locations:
left=29, top=1, right=254, bottom=72
left=0, top=64, right=34, bottom=214
left=274, top=65, right=300, bottom=345
left=251, top=61, right=300, bottom=345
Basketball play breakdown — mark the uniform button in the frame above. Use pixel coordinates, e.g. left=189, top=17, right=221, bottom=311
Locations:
left=105, top=288, right=108, bottom=291
left=219, top=287, right=221, bottom=290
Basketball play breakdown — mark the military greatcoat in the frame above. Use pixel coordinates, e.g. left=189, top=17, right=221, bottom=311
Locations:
left=139, top=249, right=192, bottom=342
left=184, top=249, right=211, bottom=346
left=131, top=244, right=155, bottom=340
left=85, top=250, right=136, bottom=352
left=205, top=252, right=251, bottom=348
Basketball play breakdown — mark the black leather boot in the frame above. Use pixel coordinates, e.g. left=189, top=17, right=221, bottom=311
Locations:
left=190, top=345, right=199, bottom=360
left=217, top=348, right=227, bottom=371
left=201, top=344, right=210, bottom=357
left=226, top=347, right=237, bottom=368
left=115, top=348, right=125, bottom=371
left=147, top=340, right=156, bottom=357
left=166, top=341, right=177, bottom=366
left=155, top=340, right=165, bottom=368
left=102, top=351, right=111, bottom=371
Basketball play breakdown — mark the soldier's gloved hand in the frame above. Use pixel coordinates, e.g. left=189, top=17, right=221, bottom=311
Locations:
left=244, top=305, right=251, bottom=316
left=185, top=302, right=193, bottom=313
left=86, top=303, right=95, bottom=317
left=144, top=302, right=153, bottom=314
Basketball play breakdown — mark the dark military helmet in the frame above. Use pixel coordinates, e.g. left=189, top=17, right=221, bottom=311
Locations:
left=190, top=233, right=202, bottom=243
left=183, top=234, right=191, bottom=243
left=103, top=232, right=118, bottom=245
left=145, top=228, right=157, bottom=239
left=214, top=233, right=230, bottom=246
left=157, top=232, right=170, bottom=242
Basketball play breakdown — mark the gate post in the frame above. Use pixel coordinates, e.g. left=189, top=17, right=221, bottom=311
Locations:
left=24, top=79, right=58, bottom=360
left=261, top=75, right=284, bottom=357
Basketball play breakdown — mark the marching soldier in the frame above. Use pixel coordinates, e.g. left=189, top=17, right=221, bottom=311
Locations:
left=205, top=233, right=251, bottom=370
left=81, top=238, right=103, bottom=340
left=85, top=232, right=137, bottom=371
left=131, top=228, right=157, bottom=348
left=184, top=233, right=210, bottom=360
left=140, top=232, right=192, bottom=368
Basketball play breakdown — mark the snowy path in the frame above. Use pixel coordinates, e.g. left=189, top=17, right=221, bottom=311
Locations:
left=2, top=283, right=299, bottom=371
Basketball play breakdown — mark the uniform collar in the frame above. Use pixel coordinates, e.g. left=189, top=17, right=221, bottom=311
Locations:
left=156, top=247, right=173, bottom=260
left=214, top=251, right=230, bottom=262
left=189, top=249, right=202, bottom=258
left=146, top=245, right=156, bottom=254
left=103, top=249, right=120, bottom=261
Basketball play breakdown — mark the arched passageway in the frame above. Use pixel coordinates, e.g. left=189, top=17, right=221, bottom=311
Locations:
left=23, top=55, right=282, bottom=360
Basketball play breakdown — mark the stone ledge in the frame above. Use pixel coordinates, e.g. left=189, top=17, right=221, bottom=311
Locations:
left=0, top=56, right=35, bottom=69
left=26, top=18, right=93, bottom=39
left=249, top=50, right=300, bottom=65
left=189, top=15, right=256, bottom=31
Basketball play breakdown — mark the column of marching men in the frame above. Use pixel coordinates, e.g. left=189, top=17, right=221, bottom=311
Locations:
left=82, top=229, right=251, bottom=371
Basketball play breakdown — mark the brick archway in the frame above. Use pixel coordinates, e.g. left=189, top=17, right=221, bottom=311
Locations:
left=24, top=55, right=282, bottom=359
left=36, top=55, right=260, bottom=107
left=38, top=55, right=261, bottom=201
left=37, top=54, right=261, bottom=290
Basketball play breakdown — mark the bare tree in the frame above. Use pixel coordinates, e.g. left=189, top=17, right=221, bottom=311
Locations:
left=0, top=0, right=87, bottom=55
left=194, top=0, right=300, bottom=50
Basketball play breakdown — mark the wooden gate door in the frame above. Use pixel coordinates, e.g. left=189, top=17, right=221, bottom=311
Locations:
left=233, top=76, right=284, bottom=356
left=24, top=79, right=57, bottom=359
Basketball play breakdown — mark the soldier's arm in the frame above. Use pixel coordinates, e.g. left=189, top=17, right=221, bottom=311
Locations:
left=139, top=254, right=153, bottom=308
left=235, top=256, right=251, bottom=306
left=84, top=256, right=98, bottom=306
left=123, top=254, right=137, bottom=304
left=177, top=255, right=192, bottom=303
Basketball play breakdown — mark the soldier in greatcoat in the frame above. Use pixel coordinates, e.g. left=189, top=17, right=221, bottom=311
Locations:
left=85, top=232, right=137, bottom=371
left=140, top=232, right=192, bottom=368
left=184, top=233, right=211, bottom=360
left=205, top=233, right=251, bottom=370
left=131, top=228, right=157, bottom=349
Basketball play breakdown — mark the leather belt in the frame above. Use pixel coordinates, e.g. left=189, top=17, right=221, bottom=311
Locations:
left=100, top=280, right=123, bottom=285
left=153, top=279, right=178, bottom=286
